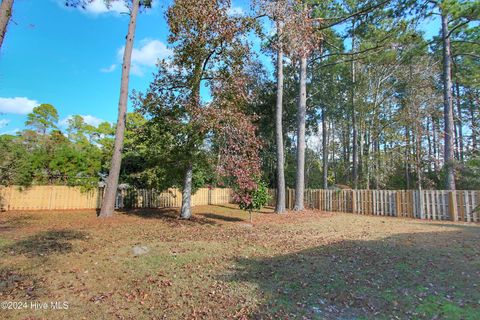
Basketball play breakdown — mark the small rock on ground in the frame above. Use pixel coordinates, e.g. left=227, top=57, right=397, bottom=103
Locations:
left=132, top=245, right=149, bottom=256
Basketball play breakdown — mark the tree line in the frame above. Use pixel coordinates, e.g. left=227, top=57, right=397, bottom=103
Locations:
left=0, top=0, right=478, bottom=218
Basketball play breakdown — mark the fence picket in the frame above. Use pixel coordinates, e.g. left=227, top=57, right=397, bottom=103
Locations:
left=475, top=192, right=479, bottom=222
left=467, top=191, right=473, bottom=222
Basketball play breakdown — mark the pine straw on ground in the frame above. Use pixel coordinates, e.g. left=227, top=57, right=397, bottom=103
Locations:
left=0, top=205, right=479, bottom=319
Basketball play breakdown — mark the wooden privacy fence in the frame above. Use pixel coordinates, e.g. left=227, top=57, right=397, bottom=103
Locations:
left=269, top=188, right=479, bottom=223
left=114, top=187, right=233, bottom=209
left=0, top=186, right=233, bottom=211
left=0, top=186, right=102, bottom=211
left=1, top=186, right=479, bottom=222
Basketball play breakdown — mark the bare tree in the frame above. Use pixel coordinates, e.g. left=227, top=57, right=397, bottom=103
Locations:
left=100, top=0, right=141, bottom=217
left=285, top=3, right=322, bottom=211
left=259, top=0, right=292, bottom=212
left=294, top=54, right=307, bottom=211
left=275, top=20, right=286, bottom=213
left=351, top=18, right=359, bottom=189
left=322, top=106, right=328, bottom=189
left=441, top=12, right=456, bottom=190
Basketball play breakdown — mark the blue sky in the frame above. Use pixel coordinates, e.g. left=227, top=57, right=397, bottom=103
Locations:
left=0, top=0, right=438, bottom=135
left=0, top=0, right=179, bottom=134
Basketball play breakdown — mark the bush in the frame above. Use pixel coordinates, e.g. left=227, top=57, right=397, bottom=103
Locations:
left=237, top=180, right=270, bottom=223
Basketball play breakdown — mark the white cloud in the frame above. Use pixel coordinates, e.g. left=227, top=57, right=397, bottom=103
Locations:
left=81, top=0, right=129, bottom=15
left=58, top=118, right=69, bottom=127
left=59, top=114, right=106, bottom=128
left=130, top=64, right=145, bottom=77
left=100, top=64, right=117, bottom=73
left=0, top=97, right=39, bottom=115
left=0, top=119, right=10, bottom=129
left=117, top=38, right=172, bottom=76
left=82, top=115, right=105, bottom=126
left=61, top=0, right=162, bottom=15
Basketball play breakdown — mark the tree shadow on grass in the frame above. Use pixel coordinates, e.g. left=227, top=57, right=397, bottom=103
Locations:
left=7, top=230, right=88, bottom=256
left=212, top=204, right=275, bottom=214
left=121, top=208, right=217, bottom=226
left=0, top=215, right=36, bottom=232
left=198, top=213, right=245, bottom=222
left=415, top=222, right=480, bottom=230
left=228, top=227, right=480, bottom=319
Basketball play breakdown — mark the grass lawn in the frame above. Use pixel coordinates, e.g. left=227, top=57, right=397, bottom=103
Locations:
left=1, top=205, right=479, bottom=319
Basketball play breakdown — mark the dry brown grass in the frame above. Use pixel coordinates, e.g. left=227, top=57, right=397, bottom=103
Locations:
left=0, top=205, right=479, bottom=319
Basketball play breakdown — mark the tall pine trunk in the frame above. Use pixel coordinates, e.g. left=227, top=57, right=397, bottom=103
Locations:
left=365, top=131, right=370, bottom=189
left=342, top=125, right=348, bottom=163
left=330, top=121, right=337, bottom=183
left=99, top=0, right=140, bottom=218
left=426, top=118, right=432, bottom=175
left=455, top=82, right=464, bottom=161
left=469, top=92, right=478, bottom=153
left=294, top=55, right=307, bottom=211
left=275, top=21, right=286, bottom=213
left=375, top=139, right=381, bottom=189
left=322, top=107, right=328, bottom=189
left=351, top=19, right=358, bottom=189
left=359, top=127, right=364, bottom=187
left=432, top=116, right=439, bottom=174
left=453, top=84, right=459, bottom=160
left=415, top=124, right=423, bottom=190
left=441, top=13, right=456, bottom=190
left=352, top=105, right=358, bottom=188
left=405, top=126, right=411, bottom=189
left=0, top=0, right=14, bottom=51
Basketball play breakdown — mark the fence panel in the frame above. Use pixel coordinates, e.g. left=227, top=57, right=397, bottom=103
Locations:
left=266, top=188, right=478, bottom=223
left=1, top=186, right=228, bottom=211
left=0, top=186, right=100, bottom=211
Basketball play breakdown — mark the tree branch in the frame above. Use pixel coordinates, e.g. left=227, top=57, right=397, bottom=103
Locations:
left=453, top=52, right=480, bottom=59
left=447, top=19, right=472, bottom=39
left=318, top=0, right=389, bottom=31
left=310, top=40, right=390, bottom=64
left=451, top=40, right=480, bottom=46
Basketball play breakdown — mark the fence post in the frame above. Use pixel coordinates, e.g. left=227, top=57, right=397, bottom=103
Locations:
left=321, top=190, right=324, bottom=211
left=449, top=191, right=458, bottom=221
left=458, top=191, right=465, bottom=222
left=351, top=190, right=356, bottom=213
